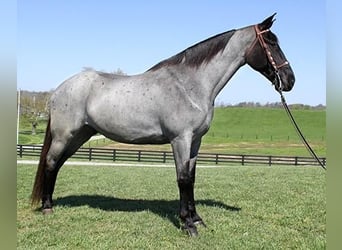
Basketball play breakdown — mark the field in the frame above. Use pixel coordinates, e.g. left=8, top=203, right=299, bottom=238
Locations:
left=17, top=106, right=326, bottom=248
left=17, top=163, right=326, bottom=249
left=18, top=107, right=326, bottom=156
left=202, top=107, right=325, bottom=155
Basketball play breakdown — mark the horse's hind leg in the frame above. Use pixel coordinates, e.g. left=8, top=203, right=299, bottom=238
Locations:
left=42, top=125, right=96, bottom=213
left=42, top=139, right=67, bottom=213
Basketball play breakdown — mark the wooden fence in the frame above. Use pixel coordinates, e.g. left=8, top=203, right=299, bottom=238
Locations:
left=17, top=144, right=326, bottom=167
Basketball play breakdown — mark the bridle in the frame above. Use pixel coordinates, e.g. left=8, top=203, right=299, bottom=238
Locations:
left=245, top=25, right=289, bottom=92
left=246, top=25, right=326, bottom=170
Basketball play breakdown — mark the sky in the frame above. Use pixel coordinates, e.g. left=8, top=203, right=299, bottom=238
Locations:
left=17, top=1, right=326, bottom=105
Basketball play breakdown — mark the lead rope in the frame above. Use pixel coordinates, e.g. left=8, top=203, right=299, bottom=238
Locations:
left=275, top=73, right=326, bottom=170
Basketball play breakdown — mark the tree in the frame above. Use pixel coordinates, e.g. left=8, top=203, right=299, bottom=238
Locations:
left=112, top=68, right=126, bottom=75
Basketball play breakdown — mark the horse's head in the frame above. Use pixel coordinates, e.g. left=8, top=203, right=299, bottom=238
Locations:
left=245, top=14, right=295, bottom=92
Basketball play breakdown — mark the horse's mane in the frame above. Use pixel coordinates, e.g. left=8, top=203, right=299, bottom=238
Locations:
left=96, top=71, right=126, bottom=79
left=148, top=29, right=236, bottom=71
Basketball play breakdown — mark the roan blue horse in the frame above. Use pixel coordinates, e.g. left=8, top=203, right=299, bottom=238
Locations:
left=32, top=14, right=295, bottom=236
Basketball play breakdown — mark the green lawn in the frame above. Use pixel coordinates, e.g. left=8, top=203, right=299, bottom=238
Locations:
left=201, top=107, right=325, bottom=156
left=207, top=107, right=325, bottom=142
left=17, top=163, right=326, bottom=249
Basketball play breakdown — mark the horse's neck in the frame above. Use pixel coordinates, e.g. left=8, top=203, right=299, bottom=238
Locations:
left=196, top=28, right=254, bottom=106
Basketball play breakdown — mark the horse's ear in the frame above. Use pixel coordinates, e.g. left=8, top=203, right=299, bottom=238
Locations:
left=258, top=13, right=276, bottom=31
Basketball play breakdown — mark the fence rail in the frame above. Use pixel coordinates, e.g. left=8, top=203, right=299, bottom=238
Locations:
left=17, top=144, right=326, bottom=167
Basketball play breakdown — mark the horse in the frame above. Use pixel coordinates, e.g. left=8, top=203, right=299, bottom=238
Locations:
left=31, top=14, right=295, bottom=236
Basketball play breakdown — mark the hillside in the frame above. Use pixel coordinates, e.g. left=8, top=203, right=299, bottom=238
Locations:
left=200, top=107, right=325, bottom=156
left=206, top=107, right=325, bottom=142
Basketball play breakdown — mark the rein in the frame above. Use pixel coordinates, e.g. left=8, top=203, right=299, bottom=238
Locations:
left=249, top=25, right=326, bottom=170
left=278, top=87, right=326, bottom=170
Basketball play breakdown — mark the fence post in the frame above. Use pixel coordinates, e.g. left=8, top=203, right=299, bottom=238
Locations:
left=268, top=156, right=272, bottom=166
left=89, top=148, right=92, bottom=161
left=215, top=154, right=219, bottom=164
left=163, top=152, right=166, bottom=163
left=19, top=145, right=23, bottom=158
left=241, top=155, right=245, bottom=166
left=113, top=149, right=116, bottom=161
left=295, top=156, right=298, bottom=166
left=138, top=150, right=141, bottom=162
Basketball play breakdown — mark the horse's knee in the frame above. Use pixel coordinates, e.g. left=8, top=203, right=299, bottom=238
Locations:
left=177, top=174, right=192, bottom=188
left=177, top=159, right=193, bottom=184
left=46, top=157, right=58, bottom=172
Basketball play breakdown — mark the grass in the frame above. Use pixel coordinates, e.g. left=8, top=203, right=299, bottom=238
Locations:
left=18, top=107, right=326, bottom=156
left=207, top=107, right=325, bottom=142
left=18, top=115, right=47, bottom=144
left=201, top=107, right=326, bottom=156
left=17, top=163, right=326, bottom=249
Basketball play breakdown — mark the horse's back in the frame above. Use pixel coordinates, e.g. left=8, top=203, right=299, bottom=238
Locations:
left=51, top=70, right=127, bottom=111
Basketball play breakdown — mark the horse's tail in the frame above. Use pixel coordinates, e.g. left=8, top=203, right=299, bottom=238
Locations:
left=31, top=116, right=52, bottom=206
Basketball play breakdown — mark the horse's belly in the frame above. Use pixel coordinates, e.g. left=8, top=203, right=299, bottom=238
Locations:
left=105, top=132, right=169, bottom=145
left=86, top=101, right=168, bottom=144
left=96, top=120, right=168, bottom=144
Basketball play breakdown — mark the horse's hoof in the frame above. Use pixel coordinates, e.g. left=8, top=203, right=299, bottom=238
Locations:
left=194, top=220, right=207, bottom=228
left=187, top=227, right=198, bottom=237
left=182, top=225, right=198, bottom=237
left=42, top=208, right=53, bottom=215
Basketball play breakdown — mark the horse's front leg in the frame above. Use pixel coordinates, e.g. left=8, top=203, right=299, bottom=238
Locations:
left=188, top=139, right=206, bottom=227
left=177, top=163, right=198, bottom=236
left=172, top=134, right=199, bottom=236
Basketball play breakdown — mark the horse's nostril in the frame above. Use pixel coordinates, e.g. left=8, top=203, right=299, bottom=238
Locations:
left=290, top=75, right=295, bottom=85
left=286, top=75, right=295, bottom=90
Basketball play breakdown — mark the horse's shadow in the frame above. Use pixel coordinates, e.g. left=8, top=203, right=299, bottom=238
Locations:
left=55, top=195, right=241, bottom=228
